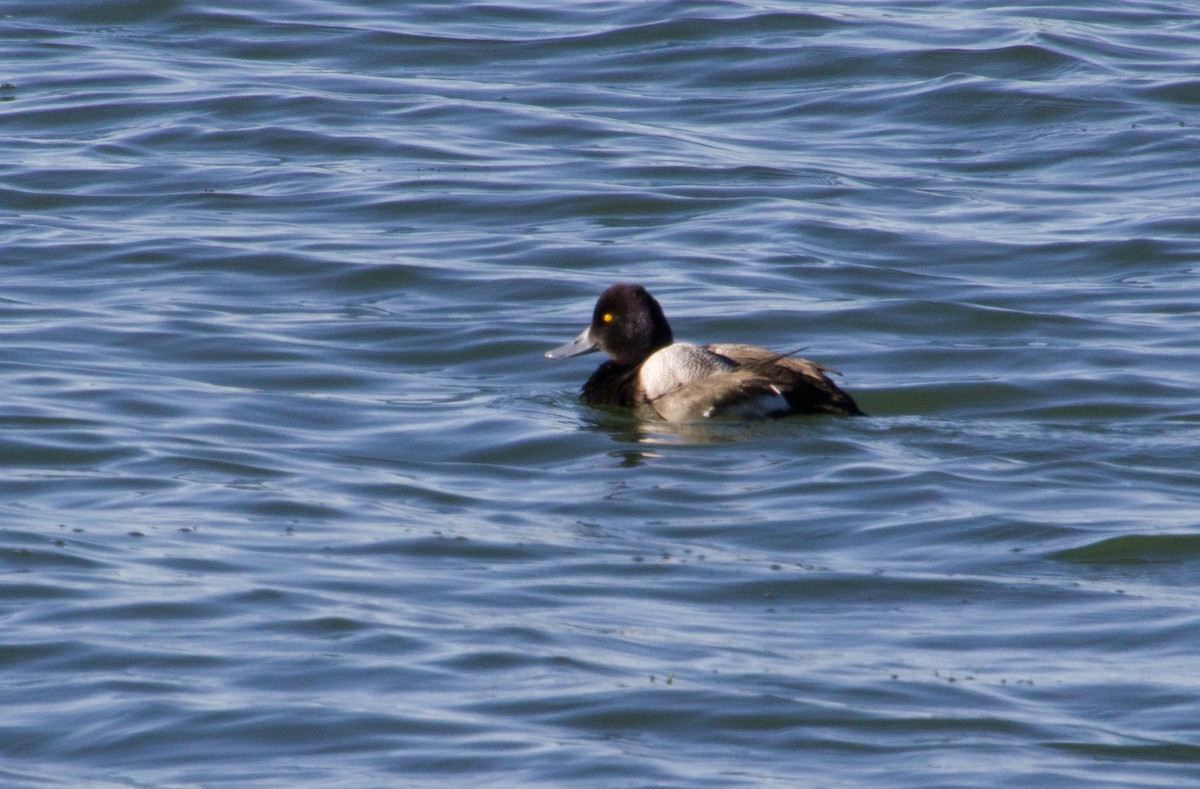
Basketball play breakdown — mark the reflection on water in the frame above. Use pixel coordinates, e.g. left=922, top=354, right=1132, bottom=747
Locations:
left=583, top=408, right=780, bottom=447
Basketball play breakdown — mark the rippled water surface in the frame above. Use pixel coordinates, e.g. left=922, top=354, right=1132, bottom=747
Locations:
left=4, top=1, right=1200, bottom=786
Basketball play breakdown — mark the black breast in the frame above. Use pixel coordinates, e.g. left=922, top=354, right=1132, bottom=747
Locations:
left=581, top=361, right=641, bottom=408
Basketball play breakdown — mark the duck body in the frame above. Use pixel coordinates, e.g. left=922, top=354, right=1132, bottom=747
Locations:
left=548, top=283, right=864, bottom=422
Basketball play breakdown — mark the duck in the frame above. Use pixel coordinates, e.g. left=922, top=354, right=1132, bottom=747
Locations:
left=546, top=283, right=864, bottom=421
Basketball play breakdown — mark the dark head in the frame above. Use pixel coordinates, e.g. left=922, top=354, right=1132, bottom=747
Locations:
left=546, top=283, right=674, bottom=366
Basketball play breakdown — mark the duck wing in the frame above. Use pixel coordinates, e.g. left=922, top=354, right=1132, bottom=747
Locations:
left=705, top=343, right=865, bottom=416
left=647, top=367, right=792, bottom=422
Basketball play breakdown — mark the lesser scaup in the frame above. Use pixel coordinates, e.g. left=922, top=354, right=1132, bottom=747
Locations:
left=547, top=283, right=864, bottom=421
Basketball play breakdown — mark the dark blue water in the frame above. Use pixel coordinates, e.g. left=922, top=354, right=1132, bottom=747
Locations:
left=4, top=1, right=1200, bottom=786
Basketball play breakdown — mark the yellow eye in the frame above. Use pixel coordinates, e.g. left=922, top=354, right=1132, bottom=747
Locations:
left=602, top=313, right=614, bottom=323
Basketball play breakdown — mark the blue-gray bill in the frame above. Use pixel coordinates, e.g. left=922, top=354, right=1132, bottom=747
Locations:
left=545, top=328, right=598, bottom=359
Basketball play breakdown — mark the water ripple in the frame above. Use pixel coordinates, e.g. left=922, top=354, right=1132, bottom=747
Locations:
left=4, top=1, right=1200, bottom=786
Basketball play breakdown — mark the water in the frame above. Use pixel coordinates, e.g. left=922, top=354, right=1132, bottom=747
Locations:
left=3, top=1, right=1200, bottom=785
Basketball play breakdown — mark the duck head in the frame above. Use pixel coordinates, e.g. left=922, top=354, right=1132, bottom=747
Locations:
left=546, top=283, right=674, bottom=366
